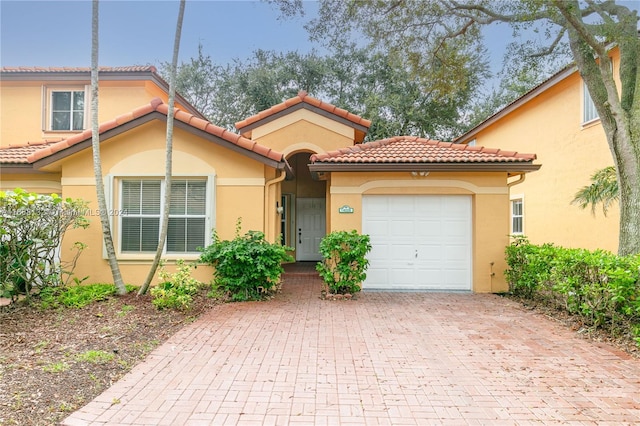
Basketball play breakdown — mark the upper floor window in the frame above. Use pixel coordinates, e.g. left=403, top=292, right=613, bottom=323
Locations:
left=583, top=82, right=599, bottom=124
left=51, top=90, right=85, bottom=131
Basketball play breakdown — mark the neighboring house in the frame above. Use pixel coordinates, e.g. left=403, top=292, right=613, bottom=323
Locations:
left=455, top=48, right=621, bottom=253
left=0, top=67, right=540, bottom=292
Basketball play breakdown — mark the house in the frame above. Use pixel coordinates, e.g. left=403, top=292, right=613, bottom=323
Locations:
left=0, top=67, right=540, bottom=292
left=455, top=48, right=621, bottom=253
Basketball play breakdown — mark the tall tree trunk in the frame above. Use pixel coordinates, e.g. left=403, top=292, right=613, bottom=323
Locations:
left=616, top=117, right=640, bottom=256
left=559, top=2, right=640, bottom=256
left=91, top=0, right=126, bottom=294
left=138, top=0, right=186, bottom=295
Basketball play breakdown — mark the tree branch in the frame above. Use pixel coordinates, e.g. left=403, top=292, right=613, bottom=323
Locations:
left=551, top=0, right=607, bottom=58
left=529, top=28, right=567, bottom=58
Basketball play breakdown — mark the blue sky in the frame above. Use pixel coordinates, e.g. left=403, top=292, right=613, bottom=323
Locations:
left=0, top=0, right=322, bottom=67
left=2, top=1, right=637, bottom=82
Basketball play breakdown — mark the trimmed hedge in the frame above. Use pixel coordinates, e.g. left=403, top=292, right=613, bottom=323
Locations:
left=505, top=237, right=640, bottom=344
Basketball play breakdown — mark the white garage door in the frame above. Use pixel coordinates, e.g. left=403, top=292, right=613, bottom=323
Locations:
left=362, top=195, right=472, bottom=291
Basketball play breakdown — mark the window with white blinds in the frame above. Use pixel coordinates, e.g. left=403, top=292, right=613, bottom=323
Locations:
left=121, top=179, right=206, bottom=253
left=583, top=82, right=599, bottom=124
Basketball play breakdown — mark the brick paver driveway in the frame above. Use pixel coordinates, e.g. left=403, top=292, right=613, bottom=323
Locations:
left=64, top=271, right=640, bottom=425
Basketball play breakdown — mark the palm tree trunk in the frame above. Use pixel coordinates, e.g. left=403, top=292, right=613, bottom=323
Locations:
left=91, top=0, right=126, bottom=294
left=138, top=0, right=186, bottom=295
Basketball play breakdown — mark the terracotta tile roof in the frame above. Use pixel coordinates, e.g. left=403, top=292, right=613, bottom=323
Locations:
left=235, top=90, right=372, bottom=131
left=1, top=98, right=284, bottom=166
left=0, top=140, right=64, bottom=164
left=1, top=66, right=157, bottom=73
left=311, top=136, right=537, bottom=164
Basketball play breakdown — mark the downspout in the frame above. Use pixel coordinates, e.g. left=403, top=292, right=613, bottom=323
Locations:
left=507, top=172, right=526, bottom=187
left=264, top=170, right=286, bottom=243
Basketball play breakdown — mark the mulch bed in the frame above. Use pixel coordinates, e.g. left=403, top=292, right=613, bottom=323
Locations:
left=0, top=290, right=218, bottom=426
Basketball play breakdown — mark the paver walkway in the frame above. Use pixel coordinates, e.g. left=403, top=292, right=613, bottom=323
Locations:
left=64, top=269, right=640, bottom=425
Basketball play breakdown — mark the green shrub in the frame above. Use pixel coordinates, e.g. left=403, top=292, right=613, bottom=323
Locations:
left=150, top=260, right=202, bottom=310
left=316, top=230, right=372, bottom=295
left=504, top=236, right=556, bottom=298
left=199, top=219, right=293, bottom=302
left=0, top=189, right=89, bottom=302
left=39, top=283, right=135, bottom=309
left=505, top=237, right=640, bottom=341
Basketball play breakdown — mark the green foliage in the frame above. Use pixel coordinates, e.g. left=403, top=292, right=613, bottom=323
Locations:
left=38, top=283, right=134, bottom=309
left=199, top=219, right=293, bottom=301
left=150, top=260, right=202, bottom=311
left=42, top=362, right=69, bottom=373
left=571, top=166, right=619, bottom=216
left=76, top=350, right=115, bottom=364
left=504, top=236, right=556, bottom=299
left=162, top=43, right=475, bottom=141
left=316, top=230, right=372, bottom=295
left=505, top=238, right=640, bottom=342
left=0, top=188, right=89, bottom=302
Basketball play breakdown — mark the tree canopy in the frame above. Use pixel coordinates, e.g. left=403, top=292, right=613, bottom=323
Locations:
left=160, top=43, right=486, bottom=141
left=282, top=0, right=639, bottom=255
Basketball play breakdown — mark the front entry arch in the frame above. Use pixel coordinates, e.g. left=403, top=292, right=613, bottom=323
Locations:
left=281, top=151, right=326, bottom=262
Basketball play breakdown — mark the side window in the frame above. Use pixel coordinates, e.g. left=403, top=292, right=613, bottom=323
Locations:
left=45, top=87, right=87, bottom=131
left=511, top=198, right=524, bottom=235
left=582, top=82, right=599, bottom=124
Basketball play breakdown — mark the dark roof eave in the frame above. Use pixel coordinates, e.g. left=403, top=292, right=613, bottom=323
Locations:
left=308, top=162, right=542, bottom=173
left=0, top=163, right=49, bottom=173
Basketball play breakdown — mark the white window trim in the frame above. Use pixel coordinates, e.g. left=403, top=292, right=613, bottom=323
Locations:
left=581, top=58, right=614, bottom=127
left=114, top=174, right=215, bottom=261
left=510, top=195, right=524, bottom=236
left=582, top=81, right=600, bottom=126
left=42, top=85, right=90, bottom=132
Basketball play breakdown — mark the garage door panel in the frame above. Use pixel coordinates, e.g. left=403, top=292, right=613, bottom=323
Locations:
left=390, top=219, right=415, bottom=236
left=388, top=267, right=416, bottom=287
left=415, top=246, right=443, bottom=262
left=389, top=244, right=415, bottom=261
left=365, top=268, right=389, bottom=288
left=363, top=195, right=471, bottom=291
left=415, top=220, right=443, bottom=238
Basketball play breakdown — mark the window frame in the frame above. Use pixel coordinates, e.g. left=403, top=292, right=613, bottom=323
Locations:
left=582, top=81, right=600, bottom=125
left=44, top=86, right=89, bottom=132
left=510, top=196, right=524, bottom=236
left=115, top=175, right=214, bottom=260
left=581, top=57, right=614, bottom=126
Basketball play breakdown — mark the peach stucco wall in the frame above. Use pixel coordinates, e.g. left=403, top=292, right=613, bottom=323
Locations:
left=250, top=109, right=355, bottom=155
left=0, top=172, right=62, bottom=194
left=47, top=122, right=270, bottom=286
left=326, top=171, right=512, bottom=293
left=461, top=69, right=619, bottom=252
left=0, top=79, right=188, bottom=147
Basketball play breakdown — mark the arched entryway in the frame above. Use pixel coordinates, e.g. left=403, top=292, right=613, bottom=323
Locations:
left=281, top=151, right=326, bottom=261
